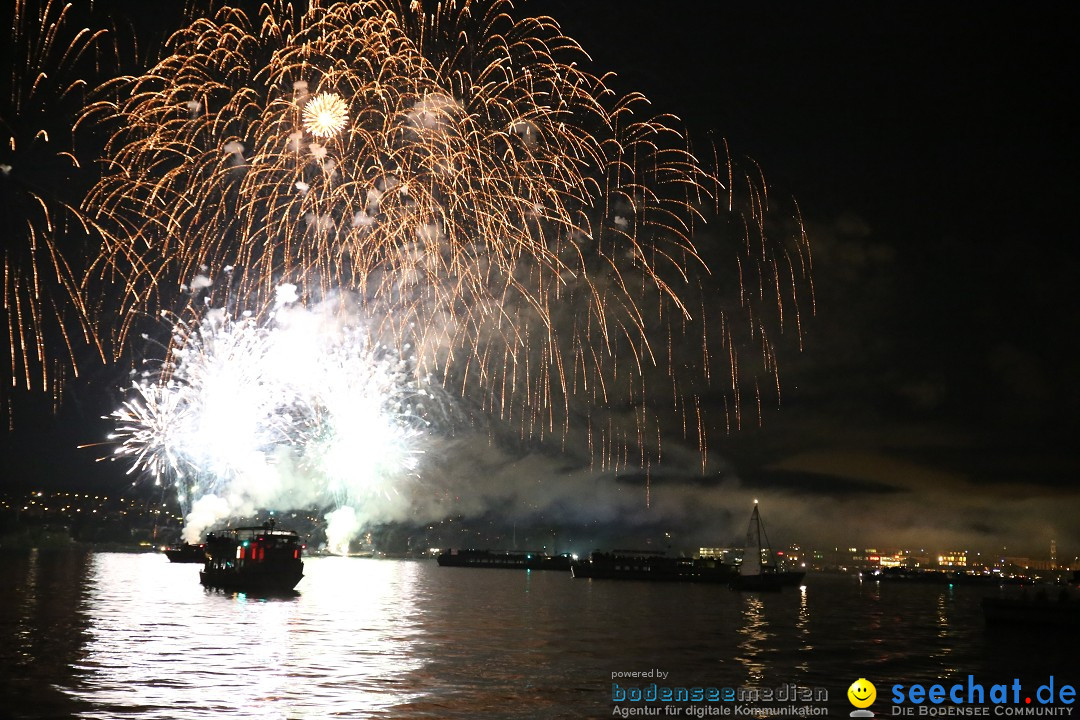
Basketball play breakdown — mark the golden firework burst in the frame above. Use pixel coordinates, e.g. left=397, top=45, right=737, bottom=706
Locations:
left=1, top=0, right=116, bottom=422
left=302, top=92, right=349, bottom=138
left=83, top=0, right=813, bottom=474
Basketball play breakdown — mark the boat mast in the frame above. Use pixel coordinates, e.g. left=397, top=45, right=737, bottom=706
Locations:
left=740, top=501, right=763, bottom=577
left=757, top=508, right=774, bottom=569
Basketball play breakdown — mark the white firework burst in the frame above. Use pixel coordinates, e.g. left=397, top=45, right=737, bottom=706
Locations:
left=302, top=92, right=349, bottom=138
left=110, top=291, right=440, bottom=544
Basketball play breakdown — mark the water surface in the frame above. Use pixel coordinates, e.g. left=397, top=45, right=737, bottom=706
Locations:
left=1, top=551, right=1075, bottom=719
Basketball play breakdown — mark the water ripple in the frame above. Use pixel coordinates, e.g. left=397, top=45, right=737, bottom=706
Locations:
left=0, top=553, right=1072, bottom=718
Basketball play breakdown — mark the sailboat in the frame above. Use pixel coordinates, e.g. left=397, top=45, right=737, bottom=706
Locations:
left=730, top=501, right=805, bottom=592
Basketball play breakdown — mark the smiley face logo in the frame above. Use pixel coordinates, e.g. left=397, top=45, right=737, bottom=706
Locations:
left=847, top=678, right=876, bottom=708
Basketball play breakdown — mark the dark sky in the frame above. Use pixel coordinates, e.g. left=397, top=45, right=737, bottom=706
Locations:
left=540, top=2, right=1080, bottom=555
left=3, top=2, right=1078, bottom=555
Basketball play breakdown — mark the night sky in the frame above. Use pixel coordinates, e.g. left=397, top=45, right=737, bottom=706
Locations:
left=538, top=2, right=1079, bottom=555
left=2, top=2, right=1078, bottom=556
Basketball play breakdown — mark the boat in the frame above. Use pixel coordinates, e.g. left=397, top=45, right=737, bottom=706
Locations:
left=982, top=589, right=1080, bottom=627
left=571, top=550, right=737, bottom=583
left=162, top=542, right=207, bottom=563
left=437, top=548, right=573, bottom=571
left=865, top=567, right=1033, bottom=586
left=199, top=520, right=304, bottom=592
left=729, top=501, right=805, bottom=592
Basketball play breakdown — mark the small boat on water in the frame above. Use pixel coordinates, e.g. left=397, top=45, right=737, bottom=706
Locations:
left=730, top=501, right=805, bottom=592
left=437, top=548, right=573, bottom=571
left=162, top=543, right=207, bottom=563
left=866, top=567, right=1033, bottom=586
left=200, top=520, right=304, bottom=592
left=571, top=550, right=737, bottom=583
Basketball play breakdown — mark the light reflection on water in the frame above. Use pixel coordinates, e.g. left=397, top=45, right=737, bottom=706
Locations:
left=794, top=586, right=811, bottom=671
left=72, top=554, right=425, bottom=719
left=15, top=548, right=39, bottom=668
left=0, top=552, right=1075, bottom=719
left=736, top=595, right=769, bottom=683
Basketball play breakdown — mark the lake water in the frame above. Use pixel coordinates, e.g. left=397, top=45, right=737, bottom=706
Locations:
left=1, top=550, right=1076, bottom=719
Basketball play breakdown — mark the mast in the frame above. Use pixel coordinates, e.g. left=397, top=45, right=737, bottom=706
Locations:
left=740, top=501, right=763, bottom=577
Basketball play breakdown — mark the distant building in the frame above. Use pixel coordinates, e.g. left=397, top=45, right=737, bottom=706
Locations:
left=698, top=547, right=741, bottom=564
left=937, top=551, right=968, bottom=568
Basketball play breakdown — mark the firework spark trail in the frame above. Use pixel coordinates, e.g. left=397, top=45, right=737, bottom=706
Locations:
left=85, top=4, right=705, bottom=428
left=93, top=0, right=813, bottom=532
left=111, top=286, right=439, bottom=544
left=0, top=0, right=121, bottom=421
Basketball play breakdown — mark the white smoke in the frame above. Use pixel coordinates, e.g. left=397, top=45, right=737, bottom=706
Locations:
left=182, top=495, right=231, bottom=543
left=407, top=92, right=461, bottom=132
left=325, top=506, right=362, bottom=555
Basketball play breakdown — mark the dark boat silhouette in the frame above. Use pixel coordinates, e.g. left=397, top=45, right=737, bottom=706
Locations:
left=162, top=543, right=206, bottom=563
left=571, top=550, right=737, bottom=583
left=437, top=548, right=573, bottom=571
left=200, top=520, right=304, bottom=592
left=866, top=567, right=1033, bottom=585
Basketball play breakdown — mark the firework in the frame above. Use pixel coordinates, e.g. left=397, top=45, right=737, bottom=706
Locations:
left=0, top=0, right=122, bottom=420
left=111, top=288, right=438, bottom=543
left=302, top=92, right=349, bottom=139
left=92, top=0, right=813, bottom=515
